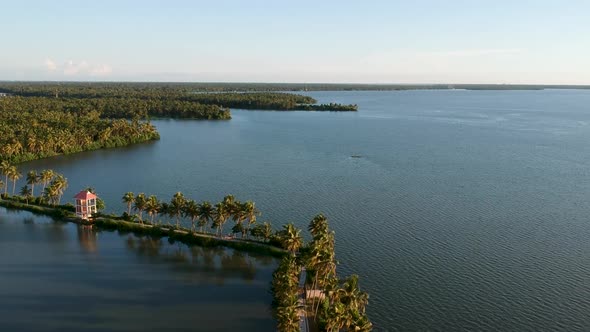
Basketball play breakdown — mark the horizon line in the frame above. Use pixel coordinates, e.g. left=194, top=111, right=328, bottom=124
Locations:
left=0, top=80, right=589, bottom=87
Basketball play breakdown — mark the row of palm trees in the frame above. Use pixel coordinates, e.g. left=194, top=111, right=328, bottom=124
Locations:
left=0, top=160, right=22, bottom=196
left=272, top=215, right=372, bottom=331
left=0, top=162, right=68, bottom=206
left=122, top=191, right=277, bottom=240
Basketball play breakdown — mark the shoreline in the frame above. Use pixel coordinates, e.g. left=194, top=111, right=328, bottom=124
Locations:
left=0, top=198, right=287, bottom=258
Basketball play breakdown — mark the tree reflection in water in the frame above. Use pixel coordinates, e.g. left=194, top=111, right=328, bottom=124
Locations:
left=123, top=233, right=270, bottom=284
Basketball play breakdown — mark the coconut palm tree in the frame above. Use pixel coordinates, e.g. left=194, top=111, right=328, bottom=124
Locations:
left=20, top=185, right=32, bottom=204
left=52, top=174, right=67, bottom=204
left=0, top=160, right=12, bottom=195
left=278, top=223, right=303, bottom=254
left=250, top=221, right=273, bottom=241
left=39, top=169, right=54, bottom=196
left=243, top=200, right=260, bottom=238
left=276, top=297, right=301, bottom=332
left=26, top=170, right=38, bottom=197
left=232, top=201, right=246, bottom=235
left=183, top=199, right=200, bottom=232
left=43, top=183, right=60, bottom=205
left=146, top=195, right=160, bottom=224
left=259, top=221, right=273, bottom=242
left=324, top=274, right=371, bottom=332
left=122, top=192, right=135, bottom=216
left=337, top=275, right=369, bottom=315
left=8, top=166, right=22, bottom=196
left=212, top=202, right=229, bottom=236
left=133, top=193, right=147, bottom=223
left=170, top=192, right=186, bottom=229
left=159, top=202, right=171, bottom=225
left=308, top=213, right=328, bottom=239
left=198, top=201, right=213, bottom=233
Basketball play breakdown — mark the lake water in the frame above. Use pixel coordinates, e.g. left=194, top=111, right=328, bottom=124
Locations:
left=0, top=209, right=277, bottom=332
left=13, top=89, right=590, bottom=330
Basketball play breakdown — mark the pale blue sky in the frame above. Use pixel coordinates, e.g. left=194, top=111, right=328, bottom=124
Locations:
left=0, top=0, right=588, bottom=83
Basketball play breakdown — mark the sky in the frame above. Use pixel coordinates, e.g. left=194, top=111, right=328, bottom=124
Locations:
left=0, top=0, right=588, bottom=84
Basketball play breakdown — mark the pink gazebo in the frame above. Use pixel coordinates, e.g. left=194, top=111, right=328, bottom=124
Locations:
left=74, top=190, right=98, bottom=220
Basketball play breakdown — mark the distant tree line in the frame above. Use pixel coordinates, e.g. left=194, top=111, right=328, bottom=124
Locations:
left=0, top=83, right=358, bottom=113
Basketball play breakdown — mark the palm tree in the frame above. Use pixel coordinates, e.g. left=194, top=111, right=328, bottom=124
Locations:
left=276, top=297, right=301, bottom=332
left=325, top=274, right=371, bottom=331
left=212, top=202, right=229, bottom=236
left=232, top=201, right=246, bottom=232
left=337, top=275, right=369, bottom=315
left=159, top=202, right=171, bottom=226
left=198, top=201, right=213, bottom=233
left=251, top=221, right=273, bottom=242
left=20, top=185, right=32, bottom=204
left=145, top=195, right=160, bottom=224
left=278, top=223, right=303, bottom=254
left=170, top=192, right=186, bottom=229
left=8, top=166, right=22, bottom=196
left=39, top=169, right=54, bottom=196
left=133, top=193, right=147, bottom=223
left=122, top=192, right=135, bottom=216
left=0, top=160, right=11, bottom=195
left=183, top=199, right=200, bottom=232
left=26, top=170, right=38, bottom=197
left=243, top=200, right=260, bottom=238
left=308, top=213, right=328, bottom=239
left=43, top=183, right=60, bottom=205
left=52, top=174, right=67, bottom=204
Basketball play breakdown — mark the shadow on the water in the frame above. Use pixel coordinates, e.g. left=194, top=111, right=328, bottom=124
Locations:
left=123, top=233, right=263, bottom=284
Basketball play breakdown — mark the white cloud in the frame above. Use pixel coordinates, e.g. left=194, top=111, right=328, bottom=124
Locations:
left=45, top=59, right=57, bottom=71
left=63, top=60, right=89, bottom=75
left=90, top=64, right=113, bottom=76
left=43, top=59, right=112, bottom=77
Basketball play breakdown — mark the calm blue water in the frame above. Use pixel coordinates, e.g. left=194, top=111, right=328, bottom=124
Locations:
left=0, top=208, right=277, bottom=332
left=16, top=89, right=590, bottom=330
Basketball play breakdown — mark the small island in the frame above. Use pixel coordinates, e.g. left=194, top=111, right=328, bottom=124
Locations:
left=0, top=163, right=372, bottom=332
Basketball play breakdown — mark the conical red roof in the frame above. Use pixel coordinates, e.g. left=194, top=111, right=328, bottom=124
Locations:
left=74, top=190, right=97, bottom=200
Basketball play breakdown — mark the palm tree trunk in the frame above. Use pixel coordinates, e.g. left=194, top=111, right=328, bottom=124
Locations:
left=31, top=184, right=34, bottom=197
left=12, top=180, right=16, bottom=195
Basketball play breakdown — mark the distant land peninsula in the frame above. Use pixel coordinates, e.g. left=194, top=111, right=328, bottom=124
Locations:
left=0, top=82, right=356, bottom=163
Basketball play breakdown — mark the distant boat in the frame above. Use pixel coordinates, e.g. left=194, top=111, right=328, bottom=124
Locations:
left=350, top=155, right=362, bottom=158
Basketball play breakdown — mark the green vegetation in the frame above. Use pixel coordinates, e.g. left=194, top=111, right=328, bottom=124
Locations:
left=0, top=99, right=160, bottom=163
left=0, top=82, right=357, bottom=114
left=271, top=214, right=372, bottom=332
left=0, top=82, right=359, bottom=163
left=2, top=81, right=587, bottom=94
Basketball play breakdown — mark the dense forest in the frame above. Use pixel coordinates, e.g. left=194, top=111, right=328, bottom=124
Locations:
left=0, top=82, right=359, bottom=163
left=0, top=105, right=159, bottom=163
